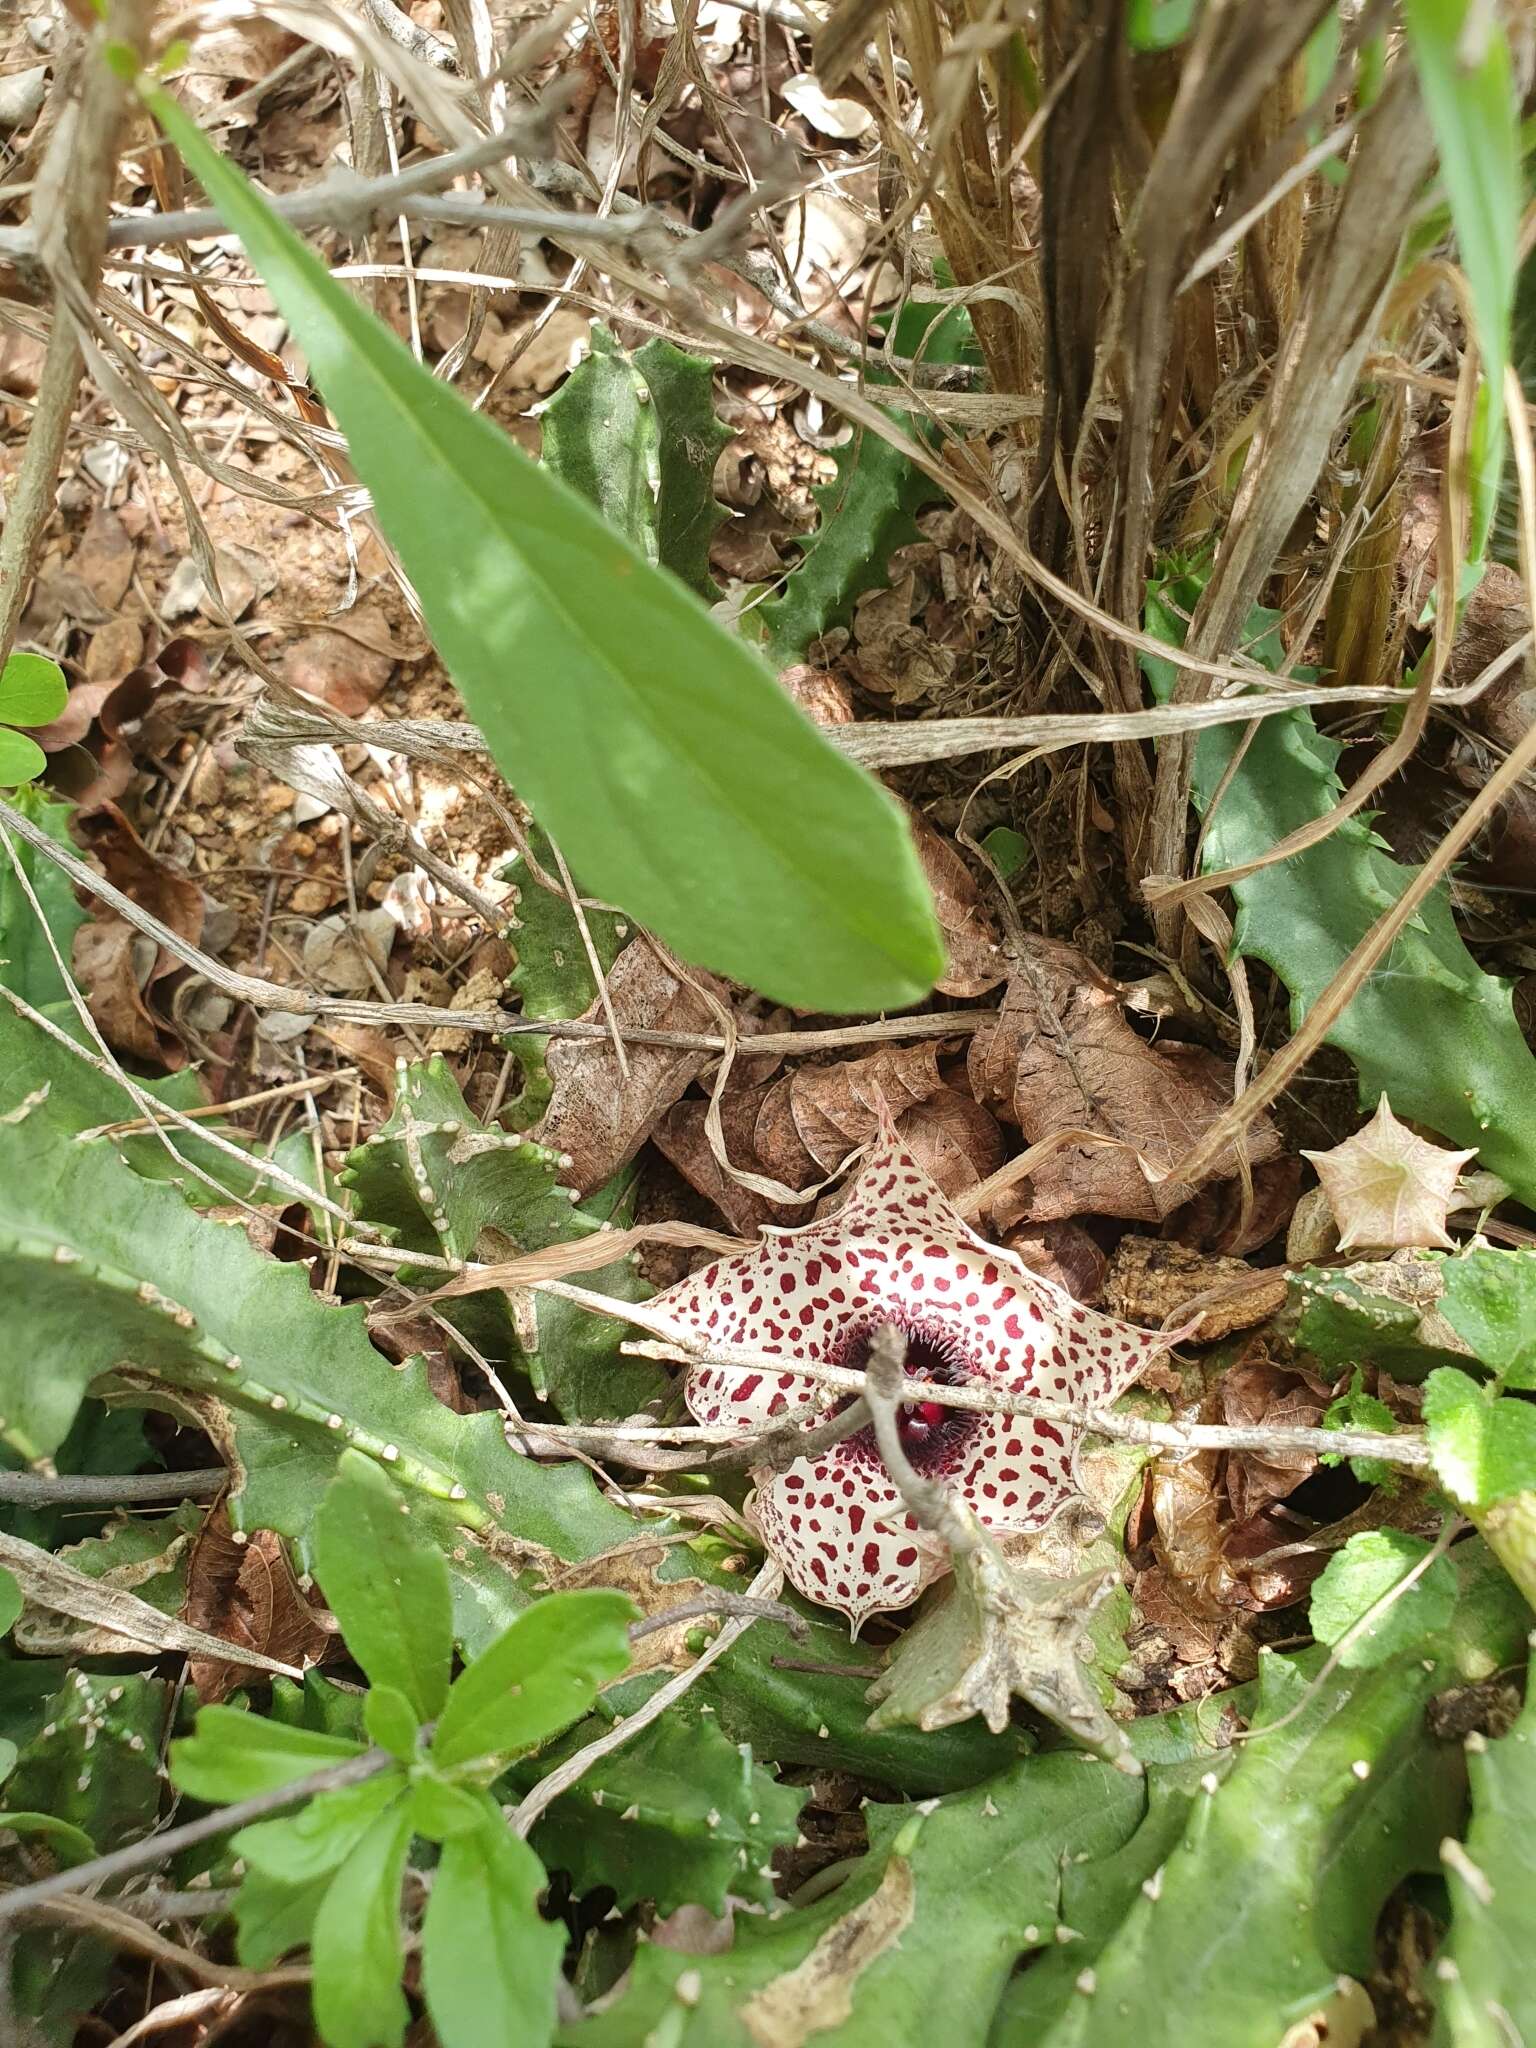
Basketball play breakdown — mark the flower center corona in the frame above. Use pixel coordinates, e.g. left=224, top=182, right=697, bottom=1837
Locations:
left=833, top=1324, right=975, bottom=1473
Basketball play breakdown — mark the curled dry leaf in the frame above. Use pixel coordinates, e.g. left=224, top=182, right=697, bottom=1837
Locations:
left=1000, top=1219, right=1107, bottom=1304
left=72, top=805, right=205, bottom=1063
left=1302, top=1095, right=1477, bottom=1251
left=538, top=941, right=728, bottom=1193
left=756, top=1042, right=953, bottom=1185
left=968, top=937, right=1283, bottom=1224
left=182, top=1507, right=336, bottom=1705
left=904, top=806, right=1006, bottom=998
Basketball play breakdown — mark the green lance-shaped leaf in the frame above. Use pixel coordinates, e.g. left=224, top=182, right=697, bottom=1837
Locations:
left=1433, top=1640, right=1536, bottom=2048
left=1144, top=565, right=1536, bottom=1206
left=527, top=1708, right=804, bottom=1915
left=311, top=1793, right=415, bottom=2048
left=432, top=1588, right=636, bottom=1773
left=0, top=783, right=88, bottom=1011
left=315, top=1451, right=453, bottom=1722
left=756, top=299, right=977, bottom=666
left=542, top=326, right=732, bottom=600
left=142, top=83, right=942, bottom=1015
left=1404, top=0, right=1519, bottom=559
left=230, top=1773, right=412, bottom=1969
left=170, top=1709, right=367, bottom=1805
left=422, top=1795, right=566, bottom=2048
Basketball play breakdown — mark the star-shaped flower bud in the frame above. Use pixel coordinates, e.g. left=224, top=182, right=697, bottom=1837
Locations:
left=650, top=1132, right=1166, bottom=1630
left=1302, top=1096, right=1477, bottom=1252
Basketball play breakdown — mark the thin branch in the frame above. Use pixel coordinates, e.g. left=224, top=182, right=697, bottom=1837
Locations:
left=0, top=1749, right=393, bottom=1926
left=511, top=1559, right=783, bottom=1834
left=0, top=1469, right=224, bottom=1508
left=629, top=1592, right=807, bottom=1641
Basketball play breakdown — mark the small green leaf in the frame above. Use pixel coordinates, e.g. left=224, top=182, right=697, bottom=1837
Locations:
left=311, top=1794, right=414, bottom=2048
left=0, top=1567, right=20, bottom=1637
left=0, top=728, right=46, bottom=786
left=0, top=1738, right=16, bottom=1784
left=234, top=1769, right=408, bottom=1884
left=234, top=1866, right=333, bottom=1970
left=422, top=1797, right=563, bottom=2048
left=1424, top=1367, right=1536, bottom=1509
left=408, top=1771, right=487, bottom=1842
left=0, top=654, right=67, bottom=728
left=364, top=1685, right=421, bottom=1762
left=1309, top=1530, right=1458, bottom=1668
left=143, top=83, right=944, bottom=1015
left=1440, top=1248, right=1536, bottom=1389
left=315, top=1450, right=453, bottom=1723
left=1320, top=1370, right=1399, bottom=1489
left=0, top=1811, right=96, bottom=1864
left=432, top=1590, right=636, bottom=1773
left=1125, top=0, right=1199, bottom=53
left=170, top=1708, right=366, bottom=1804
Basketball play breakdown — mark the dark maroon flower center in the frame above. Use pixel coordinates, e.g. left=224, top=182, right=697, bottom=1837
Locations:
left=831, top=1322, right=978, bottom=1475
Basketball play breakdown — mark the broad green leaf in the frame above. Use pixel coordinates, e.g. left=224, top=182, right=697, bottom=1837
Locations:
left=0, top=728, right=45, bottom=786
left=314, top=1450, right=453, bottom=1722
left=423, top=1798, right=564, bottom=2048
left=0, top=1567, right=19, bottom=1637
left=171, top=1707, right=365, bottom=1804
left=311, top=1795, right=414, bottom=2048
left=4, top=1671, right=166, bottom=1854
left=364, top=1685, right=421, bottom=1762
left=1424, top=1367, right=1536, bottom=1508
left=432, top=1589, right=636, bottom=1772
left=0, top=654, right=67, bottom=727
left=234, top=1769, right=408, bottom=1884
left=1433, top=1642, right=1536, bottom=2046
left=1404, top=0, right=1519, bottom=504
left=1309, top=1529, right=1458, bottom=1667
left=234, top=1866, right=334, bottom=1970
left=1439, top=1248, right=1536, bottom=1389
left=144, top=84, right=944, bottom=1015
left=409, top=1771, right=486, bottom=1841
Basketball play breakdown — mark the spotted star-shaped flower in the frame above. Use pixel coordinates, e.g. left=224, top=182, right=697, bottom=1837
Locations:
left=650, top=1131, right=1166, bottom=1630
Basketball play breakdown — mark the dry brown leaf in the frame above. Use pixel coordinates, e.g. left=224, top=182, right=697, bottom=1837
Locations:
left=182, top=1509, right=336, bottom=1704
left=1302, top=1096, right=1476, bottom=1251
left=905, top=806, right=1006, bottom=998
left=785, top=1041, right=952, bottom=1176
left=1000, top=1218, right=1108, bottom=1302
left=72, top=807, right=205, bottom=1062
left=968, top=937, right=1283, bottom=1223
left=652, top=1085, right=789, bottom=1236
left=896, top=1085, right=1005, bottom=1197
left=70, top=504, right=135, bottom=610
left=538, top=943, right=727, bottom=1192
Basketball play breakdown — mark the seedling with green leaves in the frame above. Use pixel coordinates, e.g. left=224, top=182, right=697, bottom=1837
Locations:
left=171, top=1453, right=638, bottom=2048
left=0, top=654, right=66, bottom=788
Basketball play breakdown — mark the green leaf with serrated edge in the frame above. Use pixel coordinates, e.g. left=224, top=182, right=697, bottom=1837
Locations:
left=527, top=1709, right=803, bottom=1914
left=315, top=1451, right=452, bottom=1722
left=1309, top=1529, right=1459, bottom=1668
left=1292, top=1264, right=1467, bottom=1382
left=171, top=1709, right=365, bottom=1805
left=1424, top=1367, right=1536, bottom=1507
left=525, top=1169, right=668, bottom=1421
left=233, top=1770, right=408, bottom=1886
left=756, top=299, right=975, bottom=665
left=637, top=336, right=735, bottom=598
left=1440, top=1249, right=1536, bottom=1389
left=0, top=785, right=88, bottom=1011
left=995, top=1549, right=1528, bottom=2048
left=1145, top=566, right=1536, bottom=1204
left=311, top=1794, right=414, bottom=2048
left=0, top=653, right=67, bottom=727
left=0, top=1568, right=19, bottom=1637
left=4, top=1673, right=166, bottom=1855
left=364, top=1685, right=420, bottom=1762
left=1433, top=1641, right=1536, bottom=2047
left=563, top=1749, right=1144, bottom=2048
left=500, top=827, right=629, bottom=1124
left=433, top=1589, right=636, bottom=1772
left=1404, top=0, right=1519, bottom=531
left=0, top=727, right=45, bottom=785
left=423, top=1795, right=564, bottom=2048
left=0, top=1010, right=1012, bottom=1795
left=1320, top=1370, right=1399, bottom=1488
left=143, top=84, right=943, bottom=1015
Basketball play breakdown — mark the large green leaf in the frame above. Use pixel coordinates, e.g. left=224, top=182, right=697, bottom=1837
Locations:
left=143, top=84, right=942, bottom=1014
left=432, top=1588, right=635, bottom=1772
